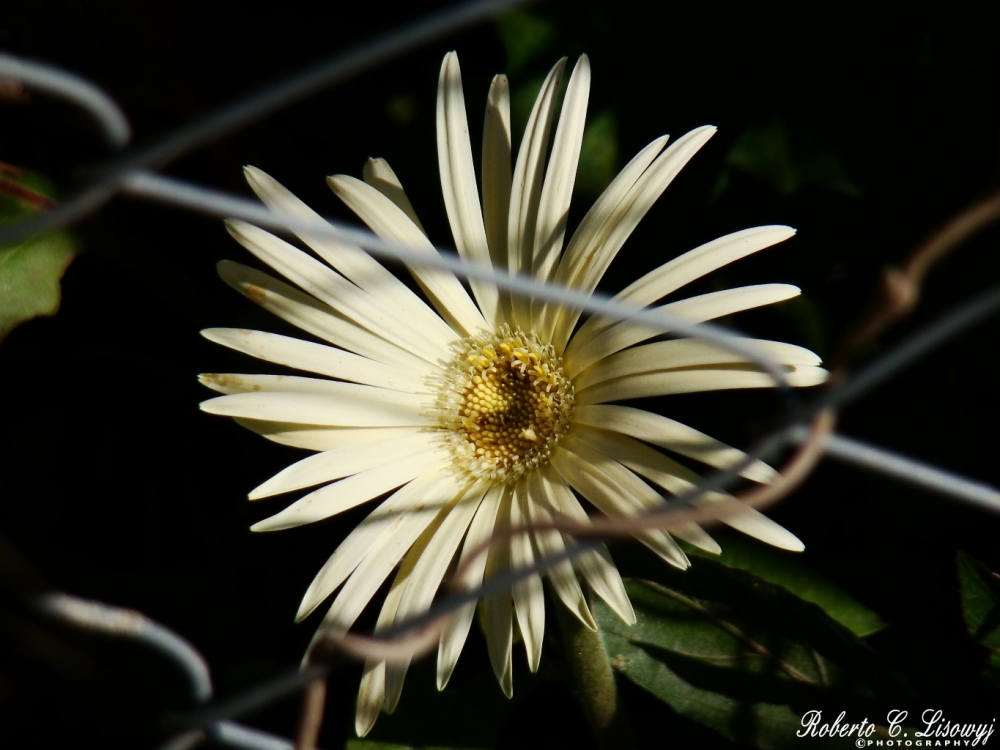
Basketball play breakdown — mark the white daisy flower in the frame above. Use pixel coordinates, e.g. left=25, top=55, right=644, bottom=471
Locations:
left=200, top=52, right=827, bottom=736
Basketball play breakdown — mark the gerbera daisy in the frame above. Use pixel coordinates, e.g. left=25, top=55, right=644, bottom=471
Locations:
left=199, top=52, right=826, bottom=735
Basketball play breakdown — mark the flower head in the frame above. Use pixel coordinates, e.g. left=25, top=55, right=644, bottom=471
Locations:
left=200, top=52, right=826, bottom=736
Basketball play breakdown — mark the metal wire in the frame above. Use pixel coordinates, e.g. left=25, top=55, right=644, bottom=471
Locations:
left=4, top=0, right=1000, bottom=744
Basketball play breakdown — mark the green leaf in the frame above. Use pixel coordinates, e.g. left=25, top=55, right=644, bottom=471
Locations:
left=575, top=109, right=618, bottom=197
left=0, top=171, right=76, bottom=342
left=957, top=552, right=1000, bottom=649
left=0, top=230, right=77, bottom=342
left=689, top=533, right=885, bottom=637
left=722, top=121, right=860, bottom=198
left=494, top=10, right=554, bottom=75
left=595, top=563, right=911, bottom=749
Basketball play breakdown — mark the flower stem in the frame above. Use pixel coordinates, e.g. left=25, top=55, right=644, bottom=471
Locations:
left=555, top=602, right=636, bottom=750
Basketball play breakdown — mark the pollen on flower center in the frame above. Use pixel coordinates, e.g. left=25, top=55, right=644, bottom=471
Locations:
left=432, top=326, right=574, bottom=482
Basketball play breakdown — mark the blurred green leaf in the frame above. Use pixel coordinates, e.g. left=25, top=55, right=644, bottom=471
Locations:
left=0, top=173, right=76, bottom=342
left=691, top=533, right=885, bottom=637
left=495, top=10, right=554, bottom=75
left=957, top=552, right=1000, bottom=648
left=595, top=564, right=910, bottom=749
left=718, top=121, right=860, bottom=199
left=576, top=109, right=618, bottom=196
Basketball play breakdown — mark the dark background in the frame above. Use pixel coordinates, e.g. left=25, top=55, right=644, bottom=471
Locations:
left=1, top=1, right=999, bottom=747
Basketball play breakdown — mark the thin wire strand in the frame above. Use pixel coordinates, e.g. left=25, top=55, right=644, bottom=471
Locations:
left=0, top=52, right=131, bottom=147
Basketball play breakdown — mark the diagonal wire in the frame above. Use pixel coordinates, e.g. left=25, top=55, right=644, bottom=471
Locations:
left=0, top=0, right=536, bottom=246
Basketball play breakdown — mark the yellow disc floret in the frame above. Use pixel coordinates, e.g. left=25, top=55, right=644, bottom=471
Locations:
left=432, top=327, right=574, bottom=482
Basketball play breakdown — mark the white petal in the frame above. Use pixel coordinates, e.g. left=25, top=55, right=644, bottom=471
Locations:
left=296, top=471, right=445, bottom=621
left=565, top=283, right=802, bottom=377
left=482, top=485, right=514, bottom=697
left=313, top=472, right=465, bottom=633
left=541, top=135, right=668, bottom=347
left=577, top=365, right=830, bottom=405
left=328, top=174, right=487, bottom=337
left=355, top=660, right=385, bottom=737
left=547, top=126, right=716, bottom=349
left=540, top=465, right=635, bottom=625
left=217, top=260, right=431, bottom=372
left=243, top=166, right=455, bottom=346
left=482, top=74, right=512, bottom=321
left=437, top=483, right=504, bottom=690
left=232, top=420, right=418, bottom=452
left=570, top=226, right=796, bottom=353
left=530, top=55, right=591, bottom=291
left=507, top=58, right=567, bottom=330
left=575, top=426, right=802, bottom=551
left=572, top=337, right=822, bottom=391
left=226, top=220, right=450, bottom=363
left=201, top=328, right=429, bottom=394
left=199, top=385, right=432, bottom=426
left=572, top=404, right=777, bottom=483
left=437, top=52, right=500, bottom=325
left=250, top=450, right=449, bottom=531
left=525, top=468, right=595, bottom=629
left=363, top=157, right=426, bottom=233
left=385, top=480, right=487, bottom=709
left=249, top=432, right=436, bottom=500
left=511, top=478, right=545, bottom=672
left=551, top=439, right=689, bottom=569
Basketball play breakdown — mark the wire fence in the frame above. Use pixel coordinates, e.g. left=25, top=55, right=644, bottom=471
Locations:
left=4, top=1, right=1000, bottom=748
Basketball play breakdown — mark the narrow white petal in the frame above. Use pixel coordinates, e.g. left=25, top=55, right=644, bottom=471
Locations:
left=541, top=135, right=668, bottom=347
left=355, top=660, right=385, bottom=737
left=547, top=126, right=716, bottom=349
left=575, top=426, right=803, bottom=550
left=437, top=483, right=504, bottom=690
left=565, top=283, right=802, bottom=377
left=507, top=58, right=567, bottom=330
left=312, top=472, right=464, bottom=633
left=577, top=365, right=830, bottom=405
left=482, top=74, right=512, bottom=321
left=249, top=432, right=436, bottom=500
left=525, top=469, right=595, bottom=629
left=296, top=471, right=445, bottom=621
left=217, top=260, right=432, bottom=372
left=511, top=478, right=545, bottom=672
left=226, top=220, right=450, bottom=362
left=232, top=420, right=419, bottom=452
left=243, top=166, right=454, bottom=346
left=530, top=55, right=591, bottom=292
left=572, top=404, right=777, bottom=483
left=328, top=174, right=487, bottom=337
left=540, top=465, right=635, bottom=624
left=437, top=52, right=500, bottom=325
left=201, top=328, right=429, bottom=394
left=551, top=439, right=690, bottom=569
left=572, top=337, right=822, bottom=392
left=363, top=157, right=426, bottom=233
left=199, top=385, right=432, bottom=426
left=250, top=450, right=449, bottom=531
left=385, top=480, right=487, bottom=708
left=483, top=485, right=514, bottom=697
left=570, top=226, right=796, bottom=353
left=354, top=543, right=415, bottom=730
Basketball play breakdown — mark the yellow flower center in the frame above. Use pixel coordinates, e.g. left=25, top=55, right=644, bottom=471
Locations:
left=433, top=327, right=574, bottom=482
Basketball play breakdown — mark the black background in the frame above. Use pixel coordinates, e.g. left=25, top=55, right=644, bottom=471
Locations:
left=1, top=1, right=999, bottom=747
